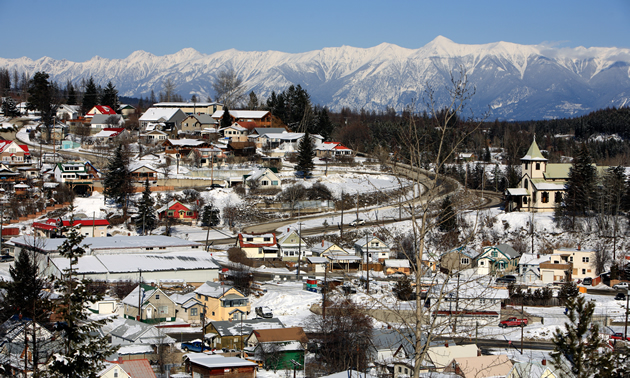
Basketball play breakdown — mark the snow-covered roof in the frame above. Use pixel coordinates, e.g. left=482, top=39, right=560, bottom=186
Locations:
left=50, top=251, right=219, bottom=275
left=155, top=102, right=221, bottom=107
left=532, top=181, right=566, bottom=191
left=122, top=284, right=159, bottom=307
left=518, top=253, right=551, bottom=266
left=210, top=318, right=284, bottom=337
left=211, top=110, right=269, bottom=119
left=505, top=188, right=529, bottom=196
left=521, top=139, right=547, bottom=161
left=245, top=168, right=274, bottom=182
left=186, top=353, right=258, bottom=369
left=10, top=235, right=201, bottom=253
left=167, top=138, right=206, bottom=146
left=306, top=257, right=328, bottom=264
left=139, top=108, right=182, bottom=122
left=195, top=281, right=238, bottom=298
left=384, top=259, right=411, bottom=268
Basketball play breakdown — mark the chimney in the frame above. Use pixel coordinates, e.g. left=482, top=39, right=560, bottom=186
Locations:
left=322, top=240, right=325, bottom=247
left=542, top=359, right=546, bottom=366
left=287, top=227, right=290, bottom=232
left=477, top=350, right=482, bottom=357
left=578, top=245, right=581, bottom=251
left=537, top=254, right=540, bottom=259
left=444, top=342, right=448, bottom=348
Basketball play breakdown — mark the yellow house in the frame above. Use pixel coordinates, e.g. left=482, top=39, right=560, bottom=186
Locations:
left=98, top=363, right=131, bottom=378
left=194, top=281, right=251, bottom=321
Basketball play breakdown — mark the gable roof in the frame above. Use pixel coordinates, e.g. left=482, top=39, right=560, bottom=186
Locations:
left=89, top=105, right=116, bottom=115
left=140, top=108, right=183, bottom=122
left=482, top=243, right=520, bottom=259
left=91, top=114, right=122, bottom=125
left=443, top=245, right=481, bottom=260
left=121, top=284, right=160, bottom=307
left=195, top=281, right=242, bottom=298
left=251, top=327, right=308, bottom=344
left=238, top=233, right=277, bottom=248
left=186, top=353, right=258, bottom=369
left=157, top=200, right=192, bottom=213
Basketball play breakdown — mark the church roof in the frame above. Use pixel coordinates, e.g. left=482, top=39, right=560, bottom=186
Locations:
left=521, top=139, right=547, bottom=161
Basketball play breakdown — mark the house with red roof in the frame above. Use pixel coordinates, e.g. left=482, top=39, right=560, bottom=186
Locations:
left=237, top=232, right=279, bottom=259
left=0, top=140, right=31, bottom=165
left=315, top=141, right=354, bottom=159
left=33, top=218, right=110, bottom=238
left=85, top=105, right=116, bottom=118
left=157, top=200, right=198, bottom=223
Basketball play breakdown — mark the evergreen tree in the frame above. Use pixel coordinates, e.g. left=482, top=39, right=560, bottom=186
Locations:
left=149, top=90, right=157, bottom=105
left=438, top=196, right=457, bottom=232
left=66, top=81, right=77, bottom=105
left=1, top=97, right=20, bottom=118
left=26, top=71, right=57, bottom=128
left=81, top=76, right=99, bottom=115
left=103, top=145, right=132, bottom=217
left=47, top=218, right=118, bottom=378
left=313, top=106, right=334, bottom=140
left=295, top=130, right=315, bottom=177
left=247, top=91, right=258, bottom=109
left=200, top=204, right=220, bottom=227
left=564, top=143, right=597, bottom=216
left=3, top=245, right=51, bottom=321
left=221, top=106, right=232, bottom=128
left=101, top=81, right=120, bottom=113
left=134, top=179, right=157, bottom=234
left=551, top=295, right=614, bottom=378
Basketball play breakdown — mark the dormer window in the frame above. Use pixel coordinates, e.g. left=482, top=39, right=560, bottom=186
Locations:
left=525, top=162, right=528, bottom=170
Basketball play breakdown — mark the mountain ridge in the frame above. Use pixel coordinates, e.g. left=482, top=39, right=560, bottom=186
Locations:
left=2, top=36, right=629, bottom=120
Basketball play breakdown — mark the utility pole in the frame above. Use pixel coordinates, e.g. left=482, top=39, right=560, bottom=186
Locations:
left=340, top=191, right=344, bottom=239
left=296, top=207, right=302, bottom=281
left=625, top=288, right=629, bottom=341
left=365, top=232, right=370, bottom=294
left=137, top=270, right=143, bottom=322
left=521, top=298, right=524, bottom=354
left=323, top=262, right=328, bottom=319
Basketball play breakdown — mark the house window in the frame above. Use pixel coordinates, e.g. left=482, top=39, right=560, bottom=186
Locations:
left=191, top=308, right=198, bottom=316
left=524, top=180, right=528, bottom=189
left=114, top=369, right=118, bottom=378
left=480, top=261, right=485, bottom=266
left=491, top=251, right=498, bottom=258
left=272, top=181, right=278, bottom=185
left=398, top=367, right=402, bottom=373
left=264, top=237, right=271, bottom=242
left=524, top=163, right=528, bottom=170
left=536, top=163, right=540, bottom=170
left=146, top=247, right=153, bottom=250
left=542, top=192, right=549, bottom=203
left=246, top=237, right=253, bottom=242
left=186, top=211, right=193, bottom=216
left=461, top=257, right=470, bottom=265
left=582, top=269, right=586, bottom=275
left=167, top=210, right=174, bottom=216
left=555, top=192, right=563, bottom=203
left=156, top=294, right=160, bottom=299
left=159, top=306, right=168, bottom=315
left=261, top=181, right=269, bottom=186
left=205, top=296, right=208, bottom=300
left=523, top=197, right=528, bottom=204
left=582, top=257, right=590, bottom=263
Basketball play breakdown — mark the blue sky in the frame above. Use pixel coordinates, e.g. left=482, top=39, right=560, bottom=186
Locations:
left=1, top=0, right=629, bottom=61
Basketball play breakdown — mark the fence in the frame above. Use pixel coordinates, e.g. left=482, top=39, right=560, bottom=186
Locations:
left=503, top=297, right=566, bottom=307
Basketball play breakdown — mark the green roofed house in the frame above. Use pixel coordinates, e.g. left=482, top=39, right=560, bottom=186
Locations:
left=504, top=137, right=606, bottom=213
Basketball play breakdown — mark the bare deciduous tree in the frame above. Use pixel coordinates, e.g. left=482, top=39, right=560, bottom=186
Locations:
left=212, top=68, right=246, bottom=108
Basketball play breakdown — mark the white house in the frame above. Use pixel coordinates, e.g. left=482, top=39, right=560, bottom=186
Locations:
left=139, top=107, right=187, bottom=129
left=354, top=235, right=391, bottom=263
left=244, top=167, right=281, bottom=189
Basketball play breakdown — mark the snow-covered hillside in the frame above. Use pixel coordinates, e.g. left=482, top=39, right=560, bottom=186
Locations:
left=2, top=36, right=630, bottom=120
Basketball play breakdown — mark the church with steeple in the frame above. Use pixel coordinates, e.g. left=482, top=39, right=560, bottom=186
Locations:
left=505, top=138, right=572, bottom=212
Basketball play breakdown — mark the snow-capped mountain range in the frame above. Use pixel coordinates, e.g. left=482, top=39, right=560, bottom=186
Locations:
left=2, top=36, right=629, bottom=120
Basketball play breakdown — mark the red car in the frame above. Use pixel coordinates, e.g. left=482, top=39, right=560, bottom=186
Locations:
left=610, top=333, right=630, bottom=341
left=499, top=317, right=528, bottom=328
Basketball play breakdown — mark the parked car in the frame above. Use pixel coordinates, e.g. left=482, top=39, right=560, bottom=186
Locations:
left=615, top=293, right=626, bottom=301
left=610, top=333, right=630, bottom=341
left=181, top=341, right=209, bottom=353
left=582, top=277, right=592, bottom=286
left=495, top=275, right=516, bottom=284
left=614, top=282, right=629, bottom=291
left=350, top=219, right=365, bottom=226
left=499, top=317, right=528, bottom=328
left=255, top=306, right=273, bottom=318
left=0, top=255, right=14, bottom=263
